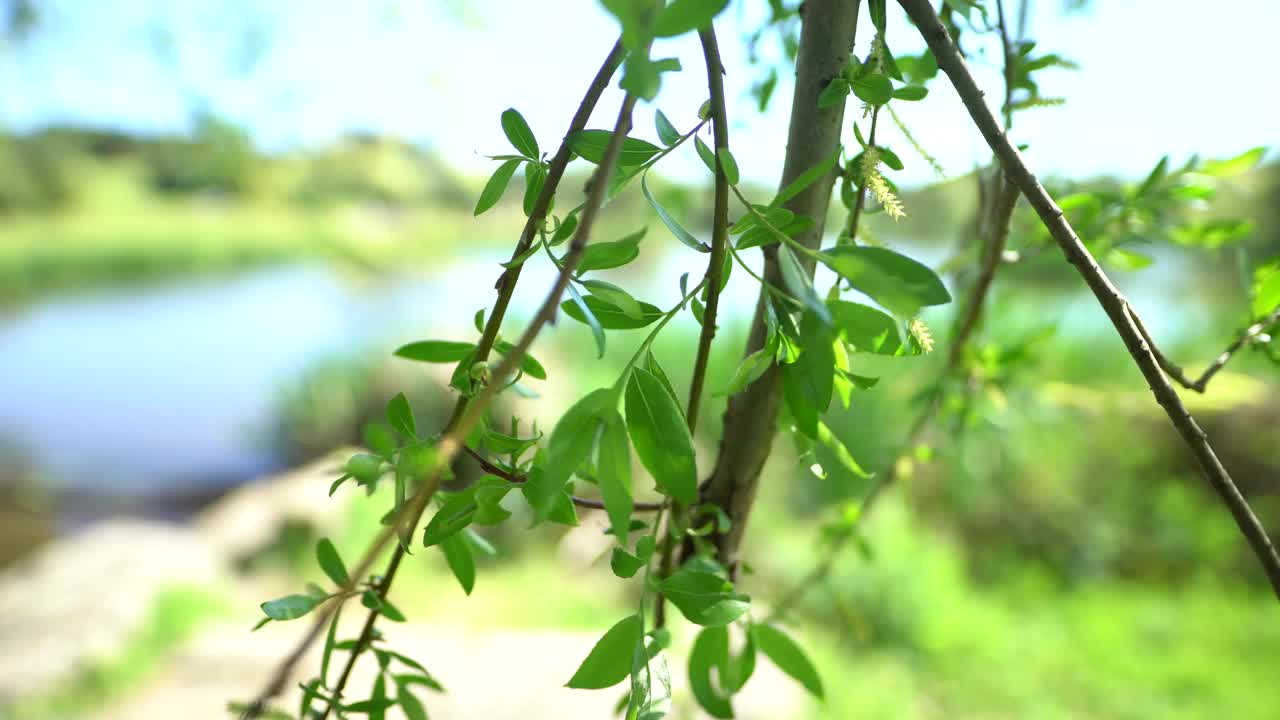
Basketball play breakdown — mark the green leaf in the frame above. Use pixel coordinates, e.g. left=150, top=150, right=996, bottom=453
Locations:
left=395, top=340, right=476, bottom=363
left=643, top=174, right=708, bottom=252
left=552, top=210, right=579, bottom=246
left=566, top=283, right=607, bottom=358
left=493, top=339, right=547, bottom=380
left=723, top=633, right=756, bottom=693
left=689, top=626, right=734, bottom=718
left=562, top=295, right=665, bottom=329
left=610, top=546, right=645, bottom=578
left=315, top=538, right=350, bottom=588
left=773, top=146, right=841, bottom=208
left=1106, top=248, right=1153, bottom=271
left=751, top=624, right=823, bottom=699
left=819, top=246, right=951, bottom=316
left=344, top=452, right=383, bottom=485
left=597, top=412, right=634, bottom=543
left=816, top=420, right=872, bottom=479
left=577, top=229, right=644, bottom=274
left=362, top=590, right=406, bottom=622
left=658, top=569, right=750, bottom=626
left=653, top=0, right=729, bottom=37
left=719, top=147, right=740, bottom=185
left=620, top=51, right=681, bottom=102
left=1253, top=260, right=1280, bottom=318
left=892, top=85, right=928, bottom=101
left=829, top=300, right=902, bottom=354
left=1200, top=146, right=1265, bottom=177
left=778, top=245, right=831, bottom=324
left=852, top=74, right=893, bottom=106
left=501, top=108, right=539, bottom=159
left=320, top=604, right=341, bottom=684
left=817, top=78, right=851, bottom=109
left=541, top=389, right=614, bottom=519
left=261, top=594, right=321, bottom=621
left=567, top=615, right=644, bottom=689
left=695, top=135, right=717, bottom=175
left=583, top=279, right=644, bottom=320
left=626, top=368, right=698, bottom=505
left=422, top=490, right=477, bottom=547
left=655, top=109, right=681, bottom=146
left=473, top=158, right=521, bottom=216
left=868, top=0, right=887, bottom=31
left=879, top=146, right=904, bottom=171
left=523, top=162, right=547, bottom=217
left=782, top=312, right=836, bottom=439
left=386, top=393, right=416, bottom=438
left=717, top=344, right=773, bottom=396
left=440, top=533, right=476, bottom=595
left=567, top=130, right=662, bottom=166
left=397, top=684, right=429, bottom=720
left=644, top=351, right=684, bottom=418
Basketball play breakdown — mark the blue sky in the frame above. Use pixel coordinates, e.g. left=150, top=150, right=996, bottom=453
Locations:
left=2, top=0, right=1275, bottom=187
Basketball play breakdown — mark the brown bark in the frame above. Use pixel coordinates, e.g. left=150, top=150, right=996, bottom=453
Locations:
left=699, top=0, right=860, bottom=572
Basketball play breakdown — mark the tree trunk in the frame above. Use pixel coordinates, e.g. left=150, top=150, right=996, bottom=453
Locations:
left=699, top=0, right=859, bottom=572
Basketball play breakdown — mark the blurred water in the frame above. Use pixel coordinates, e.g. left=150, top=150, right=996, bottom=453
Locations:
left=0, top=240, right=1198, bottom=508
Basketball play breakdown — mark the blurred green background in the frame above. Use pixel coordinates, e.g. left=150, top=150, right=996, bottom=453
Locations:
left=1, top=1, right=1278, bottom=719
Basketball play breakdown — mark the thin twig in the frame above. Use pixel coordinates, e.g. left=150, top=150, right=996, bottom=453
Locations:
left=685, top=26, right=731, bottom=433
left=772, top=10, right=1024, bottom=617
left=697, top=0, right=860, bottom=574
left=1131, top=305, right=1280, bottom=394
left=461, top=446, right=663, bottom=512
left=309, top=41, right=628, bottom=720
left=770, top=172, right=1020, bottom=621
left=846, top=106, right=879, bottom=244
left=241, top=53, right=634, bottom=720
left=655, top=25, right=733, bottom=631
left=898, top=0, right=1280, bottom=599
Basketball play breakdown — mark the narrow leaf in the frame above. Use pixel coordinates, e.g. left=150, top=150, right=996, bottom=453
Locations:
left=440, top=533, right=476, bottom=595
left=474, top=159, right=521, bottom=216
left=751, top=624, right=823, bottom=699
left=567, top=615, right=644, bottom=689
left=501, top=108, right=539, bottom=159
left=643, top=174, right=708, bottom=252
left=395, top=340, right=476, bottom=363
left=625, top=368, right=698, bottom=505
left=315, top=538, right=351, bottom=588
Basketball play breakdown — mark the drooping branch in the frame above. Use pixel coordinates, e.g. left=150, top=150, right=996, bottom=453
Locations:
left=698, top=0, right=860, bottom=574
left=311, top=42, right=628, bottom=720
left=685, top=26, right=731, bottom=432
left=1131, top=305, right=1280, bottom=394
left=898, top=0, right=1280, bottom=599
left=770, top=169, right=1020, bottom=620
left=241, top=58, right=636, bottom=720
left=655, top=24, right=734, bottom=631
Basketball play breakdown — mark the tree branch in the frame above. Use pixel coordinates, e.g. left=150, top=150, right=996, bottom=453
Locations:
left=1131, top=305, right=1280, bottom=394
left=697, top=0, right=860, bottom=574
left=654, top=24, right=733, bottom=631
left=460, top=445, right=663, bottom=512
left=898, top=0, right=1280, bottom=599
left=685, top=26, right=731, bottom=432
left=241, top=47, right=634, bottom=719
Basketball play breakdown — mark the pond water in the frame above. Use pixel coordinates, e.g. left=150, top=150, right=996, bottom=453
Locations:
left=0, top=242, right=1193, bottom=517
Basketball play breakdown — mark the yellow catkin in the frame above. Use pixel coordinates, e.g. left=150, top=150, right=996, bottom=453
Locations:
left=861, top=147, right=906, bottom=221
left=910, top=317, right=935, bottom=353
left=887, top=104, right=945, bottom=178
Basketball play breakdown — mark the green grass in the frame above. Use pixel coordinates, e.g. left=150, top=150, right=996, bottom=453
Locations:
left=7, top=585, right=232, bottom=719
